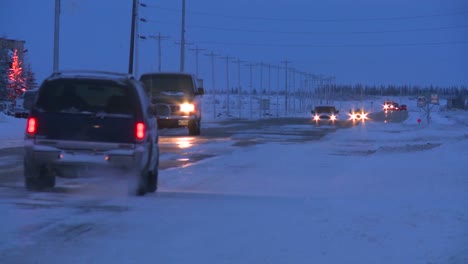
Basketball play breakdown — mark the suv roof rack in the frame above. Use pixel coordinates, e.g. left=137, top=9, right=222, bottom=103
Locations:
left=49, top=70, right=134, bottom=79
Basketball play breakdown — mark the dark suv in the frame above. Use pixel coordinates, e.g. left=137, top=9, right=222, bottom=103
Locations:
left=24, top=70, right=159, bottom=196
left=139, top=72, right=204, bottom=135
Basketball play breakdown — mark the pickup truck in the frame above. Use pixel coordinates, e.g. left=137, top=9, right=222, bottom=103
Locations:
left=140, top=72, right=204, bottom=135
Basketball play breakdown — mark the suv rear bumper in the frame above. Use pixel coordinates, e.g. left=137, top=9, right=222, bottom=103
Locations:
left=24, top=140, right=146, bottom=178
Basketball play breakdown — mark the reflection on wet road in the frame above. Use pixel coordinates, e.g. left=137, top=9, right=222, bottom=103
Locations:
left=0, top=117, right=347, bottom=193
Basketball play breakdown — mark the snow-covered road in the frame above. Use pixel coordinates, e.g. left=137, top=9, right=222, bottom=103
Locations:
left=0, top=106, right=467, bottom=263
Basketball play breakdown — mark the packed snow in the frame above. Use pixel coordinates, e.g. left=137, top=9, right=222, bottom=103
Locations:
left=0, top=97, right=467, bottom=263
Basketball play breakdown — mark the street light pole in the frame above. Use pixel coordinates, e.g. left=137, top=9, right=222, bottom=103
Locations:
left=179, top=0, right=186, bottom=72
left=53, top=0, right=60, bottom=73
left=128, top=0, right=138, bottom=74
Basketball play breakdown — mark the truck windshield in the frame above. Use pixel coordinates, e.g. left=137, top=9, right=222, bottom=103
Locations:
left=314, top=106, right=336, bottom=113
left=140, top=74, right=194, bottom=96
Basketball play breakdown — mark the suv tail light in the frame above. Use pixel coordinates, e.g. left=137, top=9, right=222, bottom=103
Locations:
left=136, top=122, right=145, bottom=140
left=27, top=117, right=37, bottom=135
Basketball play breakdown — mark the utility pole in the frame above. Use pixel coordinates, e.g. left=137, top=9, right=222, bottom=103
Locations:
left=175, top=39, right=193, bottom=69
left=189, top=45, right=205, bottom=76
left=53, top=0, right=61, bottom=73
left=232, top=58, right=245, bottom=118
left=265, top=63, right=272, bottom=118
left=267, top=64, right=271, bottom=100
left=179, top=0, right=186, bottom=72
left=245, top=63, right=255, bottom=119
left=259, top=61, right=264, bottom=118
left=220, top=56, right=235, bottom=116
left=147, top=33, right=170, bottom=72
left=128, top=0, right=138, bottom=74
left=290, top=68, right=296, bottom=113
left=275, top=65, right=281, bottom=117
left=205, top=51, right=218, bottom=119
left=281, top=60, right=291, bottom=115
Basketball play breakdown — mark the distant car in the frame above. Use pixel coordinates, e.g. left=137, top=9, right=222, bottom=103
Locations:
left=14, top=88, right=38, bottom=118
left=139, top=72, right=204, bottom=136
left=383, top=100, right=399, bottom=111
left=24, top=70, right=159, bottom=196
left=0, top=100, right=13, bottom=115
left=399, top=104, right=407, bottom=111
left=312, top=106, right=339, bottom=125
left=348, top=108, right=368, bottom=121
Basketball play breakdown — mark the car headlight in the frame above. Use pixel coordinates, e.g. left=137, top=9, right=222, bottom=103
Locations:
left=180, top=103, right=195, bottom=113
left=349, top=113, right=357, bottom=120
left=313, top=115, right=320, bottom=121
left=330, top=115, right=337, bottom=121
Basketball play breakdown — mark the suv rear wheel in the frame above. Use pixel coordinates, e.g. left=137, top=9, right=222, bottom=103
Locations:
left=24, top=164, right=56, bottom=191
left=135, top=170, right=148, bottom=196
left=147, top=170, right=158, bottom=193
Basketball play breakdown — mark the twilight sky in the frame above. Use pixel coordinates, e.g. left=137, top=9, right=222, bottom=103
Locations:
left=1, top=0, right=467, bottom=90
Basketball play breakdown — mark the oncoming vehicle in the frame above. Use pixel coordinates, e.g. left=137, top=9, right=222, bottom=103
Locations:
left=383, top=100, right=399, bottom=112
left=139, top=72, right=204, bottom=136
left=24, top=70, right=159, bottom=196
left=312, top=106, right=339, bottom=125
left=349, top=108, right=368, bottom=121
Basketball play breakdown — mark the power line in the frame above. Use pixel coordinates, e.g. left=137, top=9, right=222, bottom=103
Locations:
left=195, top=40, right=468, bottom=48
left=186, top=24, right=468, bottom=35
left=140, top=33, right=171, bottom=72
left=188, top=45, right=205, bottom=76
left=151, top=6, right=468, bottom=22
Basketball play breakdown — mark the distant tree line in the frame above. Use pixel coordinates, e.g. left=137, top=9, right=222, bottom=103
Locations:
left=329, top=84, right=468, bottom=98
left=211, top=84, right=467, bottom=99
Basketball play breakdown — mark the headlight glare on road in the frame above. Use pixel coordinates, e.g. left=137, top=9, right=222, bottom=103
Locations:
left=180, top=103, right=195, bottom=113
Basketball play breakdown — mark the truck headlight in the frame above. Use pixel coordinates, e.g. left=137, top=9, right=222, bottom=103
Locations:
left=361, top=113, right=368, bottom=120
left=180, top=103, right=195, bottom=113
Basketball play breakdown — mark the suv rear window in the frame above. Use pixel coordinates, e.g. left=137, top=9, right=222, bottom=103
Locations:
left=36, top=79, right=137, bottom=114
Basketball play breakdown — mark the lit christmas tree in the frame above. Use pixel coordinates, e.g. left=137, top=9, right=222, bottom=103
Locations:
left=8, top=49, right=26, bottom=100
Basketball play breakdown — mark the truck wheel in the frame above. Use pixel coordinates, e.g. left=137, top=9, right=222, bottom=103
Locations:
left=188, top=120, right=201, bottom=136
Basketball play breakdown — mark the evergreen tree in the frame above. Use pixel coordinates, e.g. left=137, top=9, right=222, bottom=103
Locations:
left=23, top=63, right=38, bottom=90
left=0, top=47, right=9, bottom=101
left=7, top=49, right=26, bottom=100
